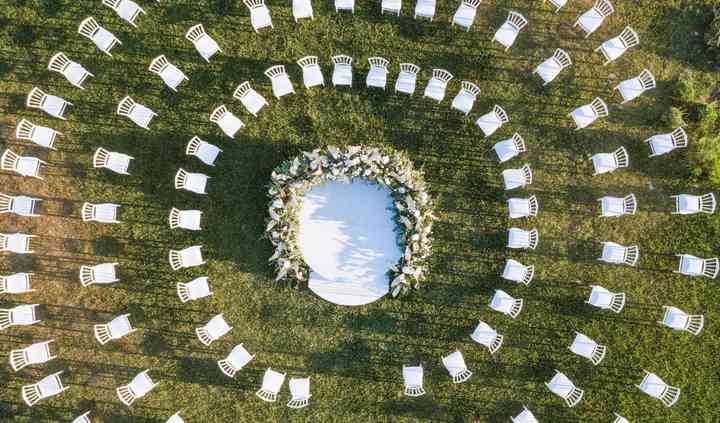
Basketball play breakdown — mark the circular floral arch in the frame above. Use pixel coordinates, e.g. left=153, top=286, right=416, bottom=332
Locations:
left=265, top=145, right=434, bottom=297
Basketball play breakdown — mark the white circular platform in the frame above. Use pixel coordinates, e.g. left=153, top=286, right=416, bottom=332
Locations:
left=298, top=179, right=401, bottom=306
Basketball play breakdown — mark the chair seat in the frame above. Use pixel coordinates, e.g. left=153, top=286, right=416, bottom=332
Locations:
left=37, top=375, right=63, bottom=397
left=494, top=23, right=519, bottom=48
left=395, top=76, right=416, bottom=94
left=206, top=317, right=231, bottom=338
left=592, top=153, right=616, bottom=174
left=476, top=112, right=502, bottom=137
left=490, top=291, right=514, bottom=314
left=11, top=196, right=36, bottom=215
left=676, top=195, right=700, bottom=214
left=366, top=69, right=387, bottom=88
left=336, top=0, right=354, bottom=9
left=649, top=134, right=674, bottom=155
left=333, top=67, right=352, bottom=86
left=93, top=28, right=118, bottom=51
left=160, top=65, right=186, bottom=89
left=272, top=80, right=294, bottom=97
left=424, top=81, right=446, bottom=101
left=130, top=374, right=154, bottom=397
left=117, top=0, right=142, bottom=22
left=251, top=9, right=272, bottom=29
left=536, top=58, right=562, bottom=83
left=93, top=204, right=118, bottom=222
left=570, top=333, right=597, bottom=358
left=578, top=9, right=603, bottom=34
left=601, top=197, right=625, bottom=216
left=107, top=153, right=132, bottom=173
left=600, top=36, right=627, bottom=61
left=227, top=345, right=253, bottom=368
left=93, top=263, right=117, bottom=283
left=382, top=0, right=401, bottom=11
left=664, top=309, right=689, bottom=330
left=502, top=260, right=526, bottom=282
left=508, top=198, right=530, bottom=218
left=195, top=143, right=221, bottom=166
left=451, top=92, right=474, bottom=114
left=25, top=344, right=50, bottom=364
left=493, top=139, right=518, bottom=162
left=219, top=114, right=244, bottom=137
left=43, top=96, right=68, bottom=118
left=17, top=157, right=42, bottom=177
left=293, top=0, right=313, bottom=18
left=453, top=7, right=475, bottom=28
left=640, top=373, right=667, bottom=398
left=415, top=1, right=435, bottom=17
left=589, top=287, right=613, bottom=308
left=571, top=105, right=597, bottom=129
left=470, top=322, right=497, bottom=346
left=503, top=169, right=526, bottom=190
left=262, top=369, right=286, bottom=393
left=602, top=244, right=625, bottom=263
left=64, top=62, right=90, bottom=86
left=196, top=35, right=220, bottom=59
left=185, top=174, right=208, bottom=194
left=680, top=256, right=703, bottom=275
left=31, top=126, right=57, bottom=148
left=130, top=105, right=155, bottom=127
left=617, top=77, right=644, bottom=102
left=108, top=316, right=132, bottom=337
left=548, top=373, right=574, bottom=397
left=403, top=366, right=423, bottom=386
left=242, top=91, right=267, bottom=115
left=303, top=68, right=324, bottom=88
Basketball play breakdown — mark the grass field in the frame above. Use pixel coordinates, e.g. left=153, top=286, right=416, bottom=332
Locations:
left=1, top=0, right=719, bottom=422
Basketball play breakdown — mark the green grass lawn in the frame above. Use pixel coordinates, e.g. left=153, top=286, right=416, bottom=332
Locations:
left=1, top=0, right=719, bottom=422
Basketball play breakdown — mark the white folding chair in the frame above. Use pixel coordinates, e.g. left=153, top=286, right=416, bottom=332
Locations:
left=591, top=146, right=628, bottom=175
left=9, top=340, right=55, bottom=372
left=293, top=0, right=314, bottom=21
left=675, top=254, right=719, bottom=279
left=615, top=69, right=655, bottom=104
left=637, top=371, right=680, bottom=407
left=470, top=321, right=504, bottom=353
left=209, top=105, right=244, bottom=139
left=196, top=314, right=231, bottom=345
left=0, top=193, right=41, bottom=217
left=395, top=63, right=420, bottom=95
left=26, top=87, right=72, bottom=120
left=48, top=52, right=94, bottom=89
left=185, top=24, right=221, bottom=62
left=218, top=344, right=254, bottom=377
left=297, top=56, right=324, bottom=88
left=1, top=272, right=34, bottom=294
left=546, top=370, right=584, bottom=407
left=169, top=208, right=202, bottom=231
left=94, top=313, right=136, bottom=345
left=657, top=306, right=704, bottom=335
left=381, top=0, right=402, bottom=15
left=402, top=365, right=425, bottom=397
left=645, top=127, right=688, bottom=157
left=598, top=194, right=637, bottom=217
left=186, top=136, right=221, bottom=166
left=166, top=412, right=184, bottom=423
left=175, top=169, right=209, bottom=195
left=103, top=0, right=146, bottom=27
left=451, top=81, right=480, bottom=115
left=256, top=368, right=286, bottom=401
left=476, top=105, right=509, bottom=137
left=79, top=262, right=119, bottom=287
left=492, top=11, right=528, bottom=51
left=81, top=202, right=120, bottom=223
left=596, top=26, right=640, bottom=65
left=489, top=289, right=524, bottom=318
left=569, top=332, right=606, bottom=365
left=586, top=285, right=626, bottom=313
left=502, top=164, right=532, bottom=191
left=0, top=305, right=38, bottom=327
left=287, top=377, right=311, bottom=409
left=508, top=195, right=538, bottom=219
left=335, top=0, right=355, bottom=13
left=414, top=0, right=435, bottom=20
left=16, top=119, right=61, bottom=149
left=534, top=48, right=571, bottom=85
left=244, top=0, right=273, bottom=32
left=599, top=242, right=638, bottom=266
left=78, top=17, right=122, bottom=56
left=177, top=277, right=212, bottom=303
left=169, top=245, right=205, bottom=270
left=93, top=147, right=133, bottom=175
left=507, top=228, right=538, bottom=250
left=117, top=370, right=158, bottom=406
left=575, top=0, right=614, bottom=38
left=265, top=65, right=295, bottom=98
left=233, top=82, right=269, bottom=116
left=672, top=193, right=716, bottom=215
left=72, top=411, right=92, bottom=423
left=1, top=150, right=45, bottom=179
left=570, top=97, right=608, bottom=130
left=423, top=69, right=453, bottom=103
left=149, top=55, right=188, bottom=91
left=0, top=233, right=37, bottom=254
left=502, top=259, right=534, bottom=285
left=22, top=371, right=68, bottom=406
left=441, top=350, right=472, bottom=383
left=117, top=96, right=156, bottom=129
left=544, top=0, right=566, bottom=13
left=366, top=57, right=390, bottom=89
left=493, top=133, right=526, bottom=163
left=511, top=406, right=538, bottom=423
left=613, top=413, right=630, bottom=423
left=451, top=0, right=481, bottom=31
left=332, top=55, right=353, bottom=87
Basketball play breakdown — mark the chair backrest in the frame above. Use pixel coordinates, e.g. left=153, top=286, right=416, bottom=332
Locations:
left=511, top=133, right=526, bottom=152
left=614, top=146, right=629, bottom=168
left=297, top=55, right=318, bottom=68
left=78, top=17, right=100, bottom=38
left=699, top=193, right=716, bottom=213
left=590, top=97, right=609, bottom=117
left=399, top=62, right=420, bottom=75
left=264, top=64, right=287, bottom=79
left=332, top=55, right=353, bottom=66
left=494, top=105, right=509, bottom=123
left=637, top=69, right=656, bottom=90
left=185, top=136, right=203, bottom=155
left=460, top=81, right=481, bottom=97
left=553, top=48, right=572, bottom=68
left=92, top=147, right=110, bottom=168
left=594, top=0, right=614, bottom=17
left=103, top=0, right=122, bottom=10
left=233, top=81, right=253, bottom=99
left=116, top=96, right=136, bottom=117
left=521, top=164, right=533, bottom=185
left=244, top=0, right=266, bottom=9
left=461, top=0, right=481, bottom=9
left=185, top=24, right=206, bottom=43
left=26, top=87, right=47, bottom=108
left=368, top=57, right=389, bottom=71
left=1, top=149, right=20, bottom=169
left=174, top=169, right=188, bottom=189
left=527, top=195, right=539, bottom=216
left=48, top=52, right=71, bottom=73
left=431, top=68, right=453, bottom=83
left=149, top=55, right=170, bottom=74
left=670, top=127, right=688, bottom=147
left=15, top=119, right=36, bottom=140
left=619, top=26, right=640, bottom=48
left=209, top=105, right=229, bottom=123
left=623, top=194, right=637, bottom=214
left=507, top=11, right=528, bottom=30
